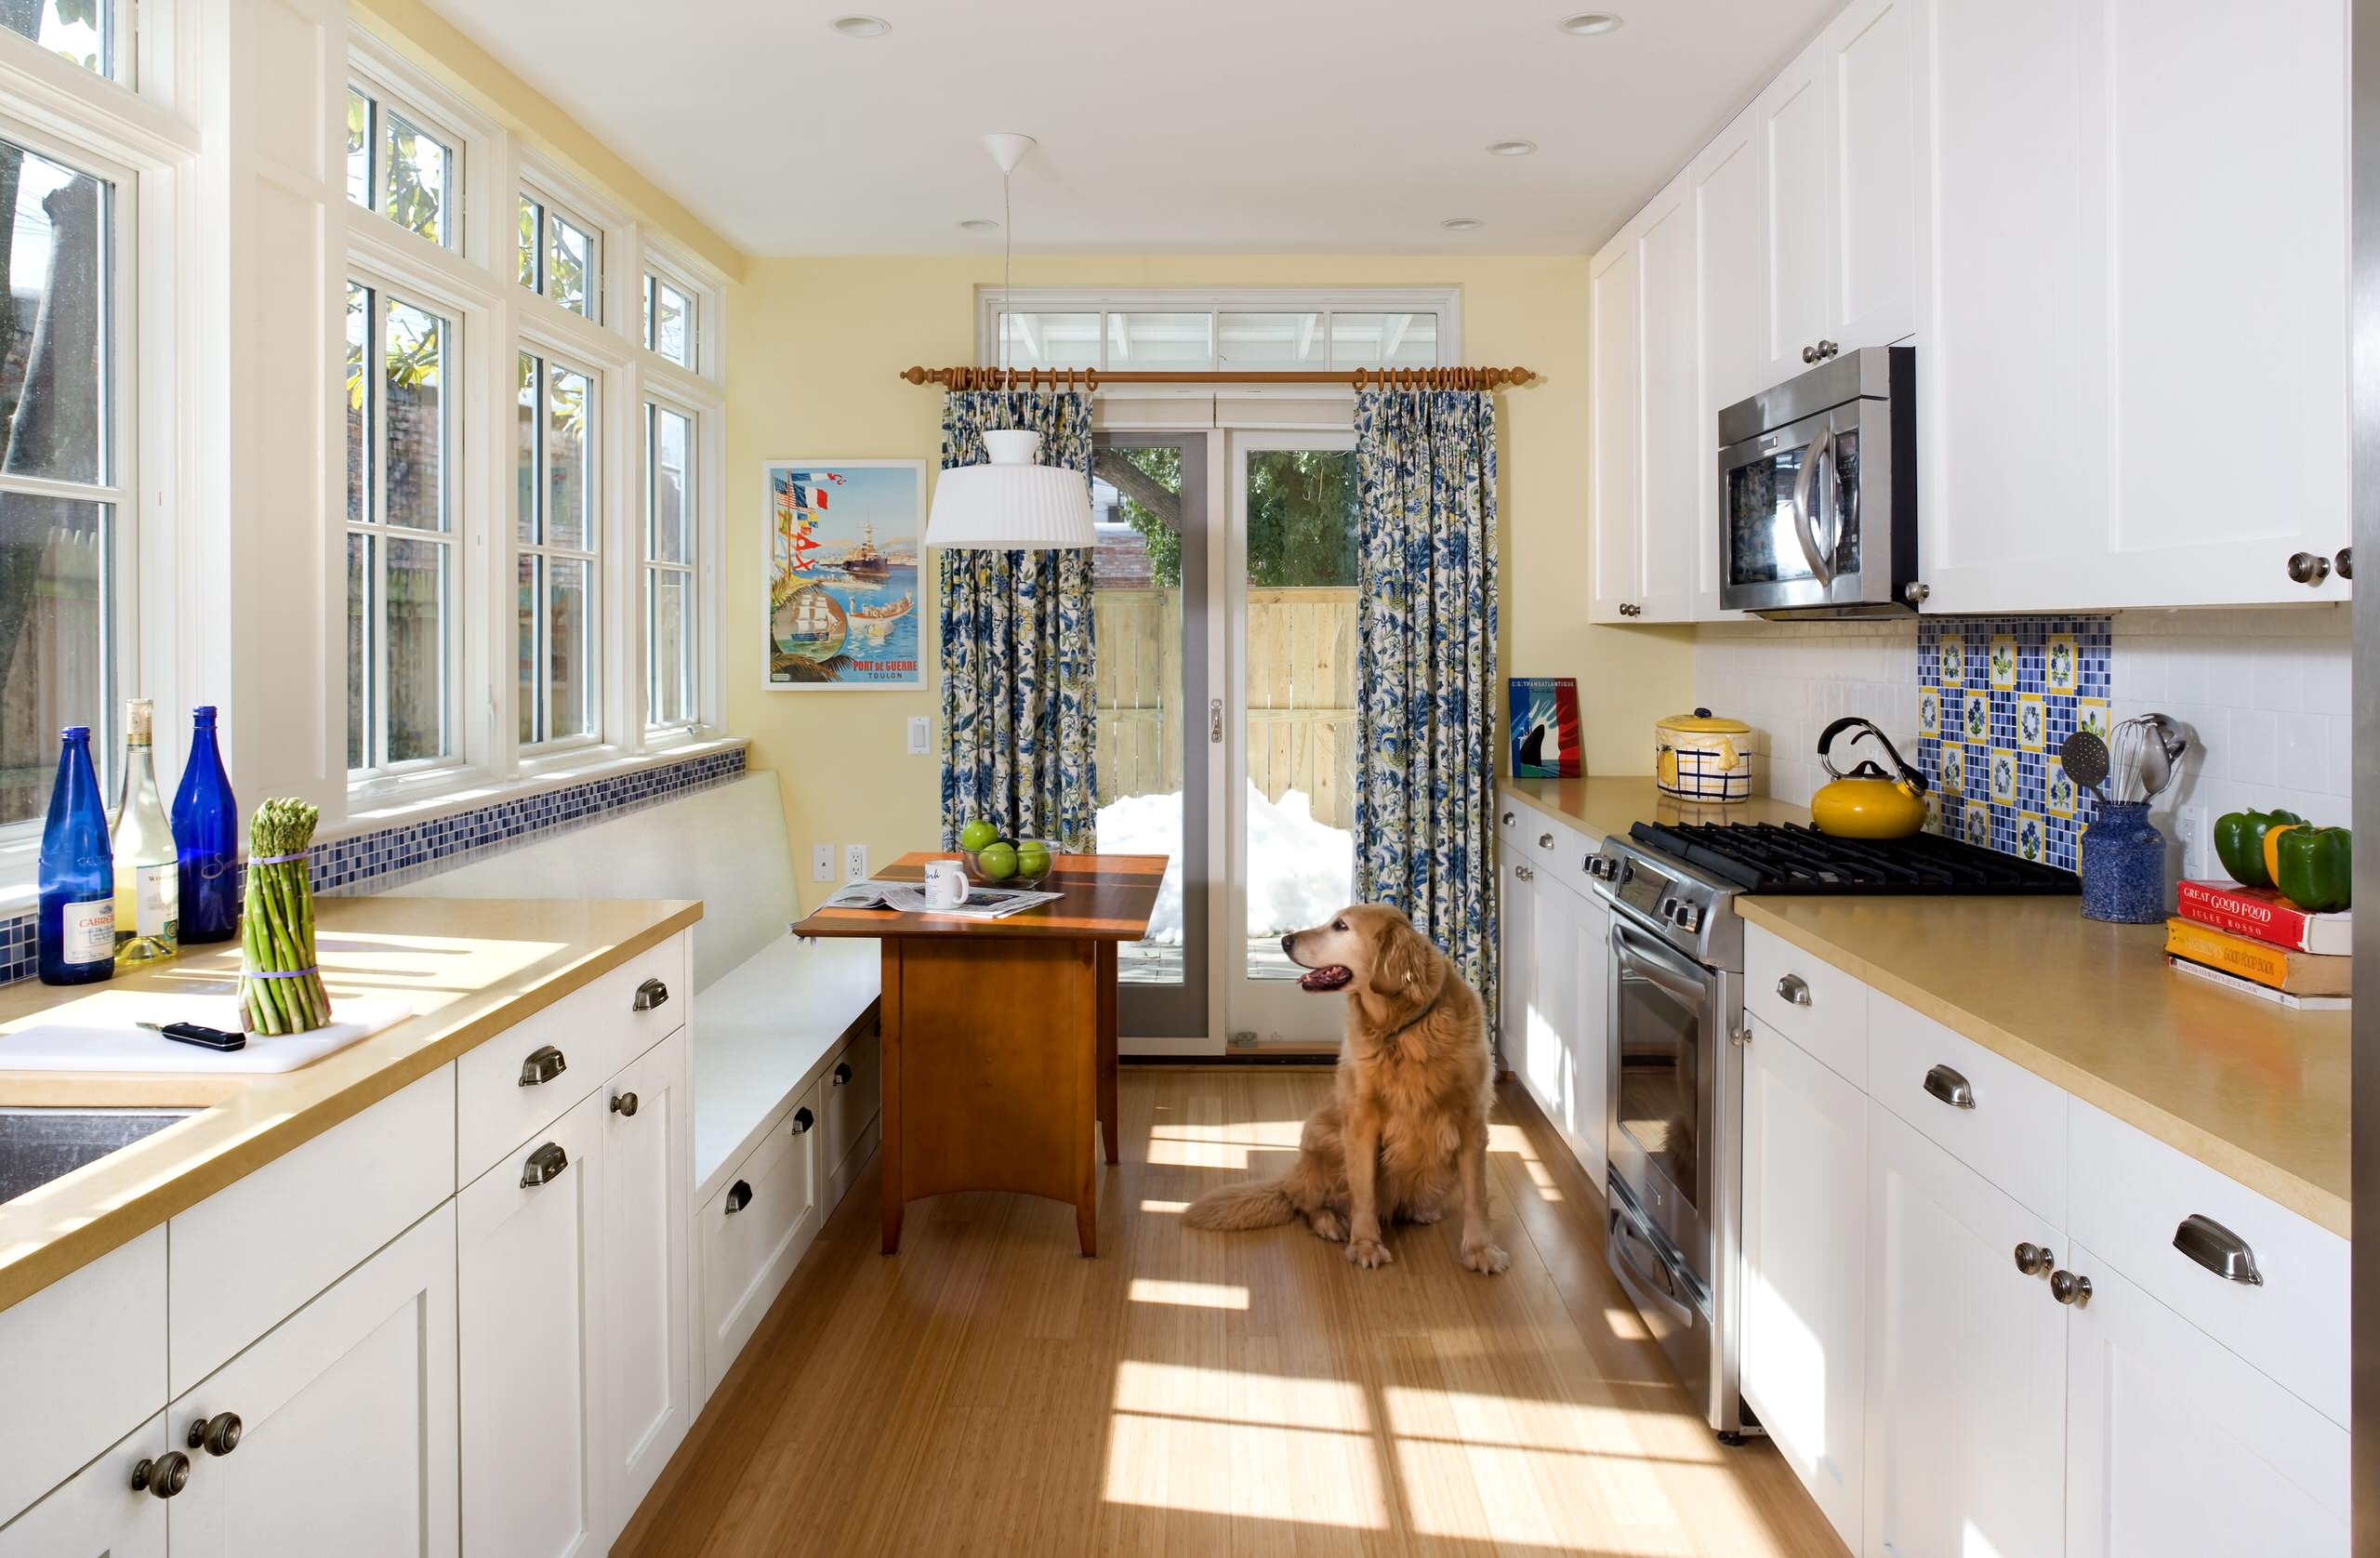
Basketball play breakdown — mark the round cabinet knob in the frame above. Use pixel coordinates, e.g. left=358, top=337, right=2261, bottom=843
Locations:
left=833, top=1062, right=853, bottom=1087
left=1538, top=833, right=1554, bottom=850
left=1903, top=580, right=1931, bottom=607
left=1818, top=339, right=1839, bottom=360
left=132, top=1452, right=191, bottom=1499
left=610, top=1090, right=640, bottom=1117
left=2336, top=547, right=2354, bottom=581
left=1802, top=346, right=1819, bottom=364
left=2012, top=1242, right=2054, bottom=1277
left=2287, top=550, right=2332, bottom=586
left=791, top=1106, right=815, bottom=1136
left=187, top=1412, right=242, bottom=1458
left=1500, top=811, right=1515, bottom=827
left=2049, top=1269, right=2093, bottom=1306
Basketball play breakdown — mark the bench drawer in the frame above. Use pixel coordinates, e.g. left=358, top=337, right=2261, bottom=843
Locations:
left=1745, top=926, right=1868, bottom=1088
left=700, top=1079, right=824, bottom=1398
left=1867, top=992, right=2067, bottom=1229
left=821, top=1023, right=880, bottom=1184
left=458, top=934, right=687, bottom=1182
left=0, top=1227, right=164, bottom=1527
left=2069, top=1100, right=2347, bottom=1428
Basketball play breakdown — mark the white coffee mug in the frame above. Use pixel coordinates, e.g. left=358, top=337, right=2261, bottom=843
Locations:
left=923, top=860, right=969, bottom=909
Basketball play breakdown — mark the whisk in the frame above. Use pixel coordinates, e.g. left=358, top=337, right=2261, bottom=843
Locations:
left=2109, top=717, right=2153, bottom=802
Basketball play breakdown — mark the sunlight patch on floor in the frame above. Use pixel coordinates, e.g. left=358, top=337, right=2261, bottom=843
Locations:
left=1386, top=1385, right=1718, bottom=1462
left=1489, top=1120, right=1567, bottom=1202
left=1128, top=1277, right=1250, bottom=1311
left=1103, top=1413, right=1391, bottom=1529
left=1137, top=1198, right=1188, bottom=1214
left=1606, top=1304, right=1654, bottom=1342
left=1113, top=1360, right=1368, bottom=1432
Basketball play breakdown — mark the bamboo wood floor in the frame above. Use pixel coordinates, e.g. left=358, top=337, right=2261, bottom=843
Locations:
left=615, top=1070, right=1848, bottom=1558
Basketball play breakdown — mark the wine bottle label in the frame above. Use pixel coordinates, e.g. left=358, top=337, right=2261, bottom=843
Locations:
left=136, top=864, right=178, bottom=940
left=63, top=899, right=112, bottom=964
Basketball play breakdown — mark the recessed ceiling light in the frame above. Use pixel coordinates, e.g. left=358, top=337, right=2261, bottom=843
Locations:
left=1441, top=218, right=1484, bottom=232
left=830, top=15, right=891, bottom=37
left=1487, top=139, right=1538, bottom=156
left=1559, top=13, right=1623, bottom=34
left=959, top=218, right=998, bottom=232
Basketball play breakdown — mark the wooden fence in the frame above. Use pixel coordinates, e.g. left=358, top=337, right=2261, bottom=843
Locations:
left=1093, top=586, right=1358, bottom=830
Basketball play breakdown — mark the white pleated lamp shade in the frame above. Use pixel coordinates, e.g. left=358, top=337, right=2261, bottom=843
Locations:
left=926, top=429, right=1096, bottom=549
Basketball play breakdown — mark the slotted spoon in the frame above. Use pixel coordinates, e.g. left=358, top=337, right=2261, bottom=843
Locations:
left=2059, top=729, right=2110, bottom=799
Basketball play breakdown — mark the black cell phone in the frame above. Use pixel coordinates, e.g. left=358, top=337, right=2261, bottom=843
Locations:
left=154, top=1021, right=246, bottom=1052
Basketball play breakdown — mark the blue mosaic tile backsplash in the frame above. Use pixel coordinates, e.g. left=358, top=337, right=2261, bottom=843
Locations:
left=0, top=745, right=747, bottom=986
left=1916, top=616, right=2111, bottom=872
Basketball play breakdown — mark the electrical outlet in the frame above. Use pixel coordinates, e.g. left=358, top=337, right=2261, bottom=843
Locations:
left=2179, top=806, right=2208, bottom=881
left=906, top=716, right=930, bottom=755
left=845, top=844, right=868, bottom=882
left=812, top=844, right=834, bottom=882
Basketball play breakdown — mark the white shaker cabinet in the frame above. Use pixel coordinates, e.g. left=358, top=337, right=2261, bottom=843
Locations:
left=1522, top=857, right=1580, bottom=1146
left=166, top=1206, right=460, bottom=1558
left=1590, top=178, right=1700, bottom=626
left=2063, top=1248, right=2348, bottom=1557
left=1863, top=1101, right=2066, bottom=1558
left=1755, top=46, right=1835, bottom=384
left=1692, top=109, right=1765, bottom=619
left=597, top=1028, right=694, bottom=1533
left=1589, top=239, right=1646, bottom=624
left=1739, top=1018, right=1865, bottom=1552
left=0, top=1418, right=168, bottom=1558
left=1566, top=886, right=1610, bottom=1187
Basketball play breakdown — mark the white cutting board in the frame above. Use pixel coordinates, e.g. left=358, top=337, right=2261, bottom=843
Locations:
left=0, top=990, right=411, bottom=1075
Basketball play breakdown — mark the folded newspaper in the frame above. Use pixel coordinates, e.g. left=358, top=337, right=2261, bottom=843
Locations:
left=820, top=878, right=1063, bottom=920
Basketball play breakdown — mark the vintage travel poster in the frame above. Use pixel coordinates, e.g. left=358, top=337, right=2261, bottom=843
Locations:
left=764, top=459, right=925, bottom=689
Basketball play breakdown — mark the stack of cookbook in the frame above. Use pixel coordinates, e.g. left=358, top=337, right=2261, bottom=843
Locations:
left=2164, top=880, right=2351, bottom=1010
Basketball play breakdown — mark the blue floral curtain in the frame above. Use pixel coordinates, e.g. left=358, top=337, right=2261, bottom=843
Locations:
left=1352, top=390, right=1501, bottom=1019
left=936, top=390, right=1099, bottom=852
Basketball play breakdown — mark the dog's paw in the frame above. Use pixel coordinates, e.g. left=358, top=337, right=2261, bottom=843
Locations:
left=1461, top=1239, right=1511, bottom=1275
left=1345, top=1236, right=1395, bottom=1269
left=1307, top=1208, right=1347, bottom=1242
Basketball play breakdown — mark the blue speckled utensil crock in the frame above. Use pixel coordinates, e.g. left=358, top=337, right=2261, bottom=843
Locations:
left=2081, top=800, right=2165, bottom=923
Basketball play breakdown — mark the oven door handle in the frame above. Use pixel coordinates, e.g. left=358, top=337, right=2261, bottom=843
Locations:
left=1613, top=920, right=1713, bottom=1009
left=1790, top=424, right=1837, bottom=588
left=1607, top=1207, right=1699, bottom=1330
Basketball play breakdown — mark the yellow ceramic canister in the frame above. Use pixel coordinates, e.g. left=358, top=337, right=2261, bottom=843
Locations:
left=1655, top=708, right=1754, bottom=802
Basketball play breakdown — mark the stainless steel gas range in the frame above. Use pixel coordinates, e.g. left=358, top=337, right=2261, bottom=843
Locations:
left=1584, top=820, right=2078, bottom=1441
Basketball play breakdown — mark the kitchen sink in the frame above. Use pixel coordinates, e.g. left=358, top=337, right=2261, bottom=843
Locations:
left=0, top=1107, right=198, bottom=1208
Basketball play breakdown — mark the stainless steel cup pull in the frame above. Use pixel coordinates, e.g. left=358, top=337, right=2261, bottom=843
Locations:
left=1775, top=973, right=1812, bottom=1007
left=1501, top=810, right=1515, bottom=827
left=2049, top=1268, right=2093, bottom=1306
left=188, top=1412, right=242, bottom=1458
left=518, top=1046, right=567, bottom=1087
left=723, top=1179, right=752, bottom=1215
left=2173, top=1213, right=2264, bottom=1286
left=634, top=977, right=670, bottom=1011
left=833, top=1062, right=853, bottom=1087
left=1923, top=1063, right=1977, bottom=1109
left=520, top=1142, right=569, bottom=1188
left=1539, top=832, right=1554, bottom=850
left=2013, top=1241, right=2055, bottom=1277
left=790, top=1106, right=815, bottom=1136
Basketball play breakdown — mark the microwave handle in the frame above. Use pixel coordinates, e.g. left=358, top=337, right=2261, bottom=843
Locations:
left=1790, top=426, right=1837, bottom=588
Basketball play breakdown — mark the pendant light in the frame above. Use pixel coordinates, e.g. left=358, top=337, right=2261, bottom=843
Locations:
left=925, top=133, right=1096, bottom=550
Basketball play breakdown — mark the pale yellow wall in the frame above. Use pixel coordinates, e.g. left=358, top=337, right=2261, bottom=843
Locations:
left=727, top=256, right=1692, bottom=906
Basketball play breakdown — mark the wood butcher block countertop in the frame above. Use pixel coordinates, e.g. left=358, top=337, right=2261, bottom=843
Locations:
left=0, top=896, right=702, bottom=1315
left=1501, top=776, right=2351, bottom=1239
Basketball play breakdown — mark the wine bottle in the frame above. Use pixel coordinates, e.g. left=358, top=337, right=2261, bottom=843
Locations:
left=171, top=705, right=239, bottom=943
left=110, top=698, right=178, bottom=967
left=36, top=726, right=113, bottom=984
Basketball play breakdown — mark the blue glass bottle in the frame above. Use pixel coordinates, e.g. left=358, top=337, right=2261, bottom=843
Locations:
left=37, top=726, right=114, bottom=984
left=171, top=706, right=239, bottom=944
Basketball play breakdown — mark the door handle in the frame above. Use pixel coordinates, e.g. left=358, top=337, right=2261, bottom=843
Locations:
left=1923, top=1063, right=1976, bottom=1109
left=517, top=1045, right=568, bottom=1087
left=634, top=977, right=670, bottom=1011
left=1210, top=698, right=1223, bottom=745
left=520, top=1141, right=569, bottom=1188
left=2173, top=1213, right=2264, bottom=1286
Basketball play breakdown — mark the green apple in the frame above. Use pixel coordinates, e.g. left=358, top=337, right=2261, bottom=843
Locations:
left=1015, top=844, right=1052, bottom=878
left=976, top=841, right=1018, bottom=880
left=959, top=819, right=999, bottom=852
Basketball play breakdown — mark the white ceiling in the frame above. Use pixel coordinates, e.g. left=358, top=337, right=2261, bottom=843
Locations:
left=420, top=0, right=1841, bottom=258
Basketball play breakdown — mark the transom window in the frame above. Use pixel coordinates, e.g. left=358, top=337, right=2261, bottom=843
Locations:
left=0, top=0, right=113, bottom=78
left=642, top=271, right=694, bottom=369
left=345, top=83, right=458, bottom=251
left=0, top=131, right=124, bottom=826
left=517, top=350, right=599, bottom=747
left=343, top=280, right=457, bottom=774
left=519, top=192, right=600, bottom=322
left=643, top=403, right=694, bottom=728
left=989, top=302, right=1446, bottom=374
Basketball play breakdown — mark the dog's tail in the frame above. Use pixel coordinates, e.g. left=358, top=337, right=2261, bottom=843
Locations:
left=1184, top=1179, right=1297, bottom=1231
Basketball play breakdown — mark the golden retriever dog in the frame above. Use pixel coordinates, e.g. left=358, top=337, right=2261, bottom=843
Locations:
left=1186, top=904, right=1509, bottom=1275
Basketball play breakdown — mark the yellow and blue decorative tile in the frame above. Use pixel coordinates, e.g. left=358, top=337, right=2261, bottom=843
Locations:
left=2076, top=697, right=2109, bottom=744
left=2016, top=693, right=2046, bottom=754
left=1988, top=635, right=2017, bottom=692
left=2016, top=812, right=2046, bottom=864
left=1937, top=739, right=1964, bottom=796
left=2046, top=759, right=2077, bottom=819
left=1961, top=689, right=1989, bottom=744
left=1917, top=685, right=1941, bottom=739
left=1923, top=790, right=1945, bottom=834
left=1989, top=746, right=2017, bottom=806
left=1937, top=634, right=1964, bottom=686
left=2045, top=634, right=2080, bottom=694
left=1963, top=801, right=1992, bottom=851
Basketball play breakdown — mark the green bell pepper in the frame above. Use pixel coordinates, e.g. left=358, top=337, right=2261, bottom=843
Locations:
left=2214, top=808, right=2304, bottom=890
left=2275, top=825, right=2352, bottom=915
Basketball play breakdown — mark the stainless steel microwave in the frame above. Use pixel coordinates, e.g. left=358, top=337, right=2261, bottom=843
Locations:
left=1716, top=346, right=1916, bottom=617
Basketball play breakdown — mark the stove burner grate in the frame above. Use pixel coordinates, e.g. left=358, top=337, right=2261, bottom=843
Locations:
left=1629, top=822, right=2081, bottom=896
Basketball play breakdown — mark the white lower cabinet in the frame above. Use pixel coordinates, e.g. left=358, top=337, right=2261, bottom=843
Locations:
left=459, top=1091, right=608, bottom=1558
left=1497, top=809, right=1612, bottom=1186
left=1739, top=1018, right=1864, bottom=1551
left=0, top=1417, right=168, bottom=1558
left=168, top=1204, right=461, bottom=1558
left=597, top=1028, right=694, bottom=1532
left=2062, top=1245, right=2348, bottom=1557
left=1567, top=888, right=1609, bottom=1185
left=1864, top=1102, right=2066, bottom=1557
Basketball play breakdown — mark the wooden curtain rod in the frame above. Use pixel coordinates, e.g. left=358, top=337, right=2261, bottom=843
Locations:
left=898, top=364, right=1537, bottom=392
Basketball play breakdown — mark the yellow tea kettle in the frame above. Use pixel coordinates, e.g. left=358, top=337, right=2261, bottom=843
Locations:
left=1811, top=717, right=1929, bottom=839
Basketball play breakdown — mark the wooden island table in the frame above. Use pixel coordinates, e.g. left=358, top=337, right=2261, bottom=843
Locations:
left=789, top=852, right=1163, bottom=1256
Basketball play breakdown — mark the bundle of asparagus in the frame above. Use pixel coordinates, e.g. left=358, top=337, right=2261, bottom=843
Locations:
left=239, top=798, right=331, bottom=1035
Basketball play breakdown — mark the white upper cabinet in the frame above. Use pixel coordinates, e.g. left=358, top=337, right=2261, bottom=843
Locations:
left=1591, top=175, right=1701, bottom=625
left=1830, top=0, right=1920, bottom=348
left=1913, top=0, right=2351, bottom=613
left=1590, top=241, right=1645, bottom=623
left=1758, top=51, right=1837, bottom=382
left=1694, top=113, right=1766, bottom=619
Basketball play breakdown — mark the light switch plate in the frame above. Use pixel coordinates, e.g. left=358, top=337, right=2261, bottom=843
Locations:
left=812, top=844, right=834, bottom=882
left=906, top=716, right=930, bottom=755
left=845, top=844, right=868, bottom=881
